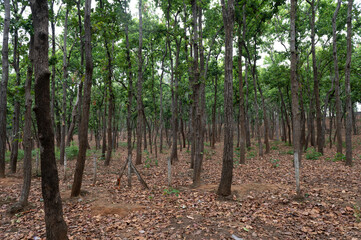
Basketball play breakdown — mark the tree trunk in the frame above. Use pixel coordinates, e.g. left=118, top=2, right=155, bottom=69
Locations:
left=10, top=24, right=21, bottom=174
left=290, top=0, right=301, bottom=196
left=344, top=0, right=353, bottom=166
left=237, top=5, right=246, bottom=163
left=101, top=103, right=107, bottom=158
left=136, top=0, right=144, bottom=165
left=218, top=0, right=234, bottom=197
left=66, top=82, right=82, bottom=146
left=60, top=8, right=69, bottom=166
left=308, top=0, right=324, bottom=154
left=0, top=0, right=10, bottom=178
left=332, top=0, right=343, bottom=154
left=11, top=36, right=34, bottom=212
left=71, top=0, right=93, bottom=197
left=31, top=0, right=68, bottom=237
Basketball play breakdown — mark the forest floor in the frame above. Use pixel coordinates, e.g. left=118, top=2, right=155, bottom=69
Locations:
left=1, top=135, right=361, bottom=239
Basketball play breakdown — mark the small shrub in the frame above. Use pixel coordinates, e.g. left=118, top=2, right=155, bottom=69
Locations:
left=247, top=151, right=256, bottom=159
left=354, top=205, right=361, bottom=222
left=271, top=146, right=278, bottom=150
left=286, top=150, right=294, bottom=155
left=305, top=147, right=322, bottom=160
left=65, top=144, right=79, bottom=160
left=333, top=152, right=345, bottom=162
left=271, top=158, right=280, bottom=168
left=163, top=187, right=180, bottom=197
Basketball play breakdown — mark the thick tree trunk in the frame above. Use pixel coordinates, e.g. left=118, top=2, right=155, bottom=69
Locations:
left=136, top=0, right=144, bottom=165
left=290, top=0, right=301, bottom=196
left=71, top=0, right=93, bottom=197
left=217, top=0, right=234, bottom=197
left=31, top=0, right=68, bottom=237
left=332, top=0, right=343, bottom=154
left=0, top=0, right=10, bottom=178
left=344, top=0, right=353, bottom=166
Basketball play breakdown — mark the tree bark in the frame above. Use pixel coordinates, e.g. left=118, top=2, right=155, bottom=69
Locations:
left=71, top=0, right=94, bottom=198
left=308, top=0, right=324, bottom=154
left=60, top=8, right=69, bottom=166
left=31, top=0, right=68, bottom=237
left=136, top=0, right=144, bottom=165
left=290, top=0, right=301, bottom=196
left=344, top=0, right=353, bottom=166
left=218, top=0, right=234, bottom=197
left=332, top=0, right=343, bottom=154
left=0, top=0, right=10, bottom=178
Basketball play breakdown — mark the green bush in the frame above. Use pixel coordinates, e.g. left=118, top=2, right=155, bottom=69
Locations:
left=332, top=152, right=345, bottom=162
left=271, top=145, right=278, bottom=150
left=286, top=150, right=294, bottom=155
left=247, top=151, right=256, bottom=159
left=65, top=144, right=79, bottom=160
left=163, top=187, right=180, bottom=197
left=271, top=158, right=280, bottom=168
left=305, top=147, right=322, bottom=160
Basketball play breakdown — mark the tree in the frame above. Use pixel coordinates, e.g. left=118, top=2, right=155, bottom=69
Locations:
left=332, top=0, right=343, bottom=155
left=10, top=35, right=34, bottom=213
left=71, top=0, right=94, bottom=197
left=290, top=0, right=301, bottom=197
left=344, top=0, right=353, bottom=166
left=0, top=0, right=11, bottom=178
left=30, top=0, right=68, bottom=238
left=136, top=0, right=144, bottom=165
left=217, top=0, right=234, bottom=197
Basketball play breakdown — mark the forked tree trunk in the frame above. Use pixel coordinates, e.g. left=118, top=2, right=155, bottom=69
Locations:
left=71, top=0, right=94, bottom=198
left=31, top=0, right=68, bottom=237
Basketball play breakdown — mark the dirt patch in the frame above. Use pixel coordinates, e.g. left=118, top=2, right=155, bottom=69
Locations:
left=197, top=183, right=283, bottom=199
left=0, top=177, right=22, bottom=187
left=91, top=200, right=144, bottom=217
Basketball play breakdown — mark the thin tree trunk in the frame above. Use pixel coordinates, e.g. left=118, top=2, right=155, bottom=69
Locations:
left=290, top=0, right=301, bottom=196
left=10, top=36, right=34, bottom=213
left=332, top=0, right=343, bottom=154
left=71, top=0, right=94, bottom=198
left=0, top=0, right=10, bottom=178
left=217, top=0, right=234, bottom=197
left=10, top=24, right=21, bottom=173
left=31, top=0, right=68, bottom=237
left=136, top=0, right=144, bottom=165
left=344, top=0, right=353, bottom=166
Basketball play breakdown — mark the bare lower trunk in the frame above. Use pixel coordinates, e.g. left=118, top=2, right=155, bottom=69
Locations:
left=31, top=0, right=68, bottom=237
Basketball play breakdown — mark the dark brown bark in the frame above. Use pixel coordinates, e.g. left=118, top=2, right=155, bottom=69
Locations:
left=217, top=0, right=234, bottom=197
left=66, top=82, right=82, bottom=146
left=10, top=36, right=34, bottom=213
left=10, top=15, right=22, bottom=173
left=0, top=0, right=10, bottom=178
left=71, top=0, right=93, bottom=198
left=308, top=0, right=324, bottom=154
left=136, top=0, right=144, bottom=165
left=332, top=0, right=343, bottom=154
left=258, top=83, right=270, bottom=154
left=60, top=8, right=69, bottom=166
left=344, top=0, right=353, bottom=166
left=211, top=71, right=218, bottom=149
left=104, top=37, right=114, bottom=166
left=101, top=101, right=107, bottom=158
left=237, top=6, right=246, bottom=163
left=30, top=0, right=68, bottom=237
